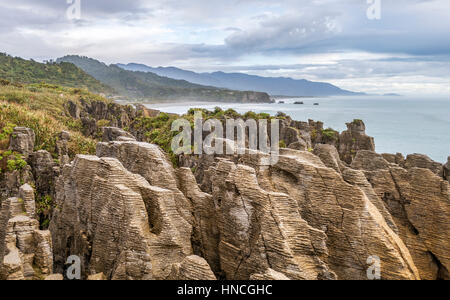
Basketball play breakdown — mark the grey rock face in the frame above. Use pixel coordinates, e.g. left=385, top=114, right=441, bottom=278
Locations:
left=0, top=166, right=34, bottom=199
left=349, top=151, right=450, bottom=280
left=338, top=120, right=375, bottom=164
left=313, top=144, right=345, bottom=174
left=49, top=155, right=193, bottom=280
left=67, top=101, right=81, bottom=119
left=382, top=153, right=405, bottom=167
left=30, top=150, right=57, bottom=196
left=250, top=268, right=291, bottom=280
left=201, top=157, right=337, bottom=280
left=56, top=131, right=71, bottom=166
left=18, top=184, right=36, bottom=219
left=280, top=126, right=306, bottom=150
left=168, top=255, right=216, bottom=280
left=276, top=118, right=375, bottom=164
left=101, top=127, right=136, bottom=142
left=350, top=150, right=390, bottom=171
left=0, top=186, right=53, bottom=280
left=8, top=127, right=35, bottom=158
left=444, top=157, right=450, bottom=181
left=187, top=147, right=419, bottom=280
left=176, top=168, right=220, bottom=274
left=1, top=127, right=35, bottom=199
left=404, top=154, right=443, bottom=177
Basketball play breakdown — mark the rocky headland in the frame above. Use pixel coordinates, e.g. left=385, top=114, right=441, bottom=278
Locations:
left=0, top=98, right=449, bottom=280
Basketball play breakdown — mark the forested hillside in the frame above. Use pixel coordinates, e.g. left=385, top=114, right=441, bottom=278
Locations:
left=57, top=55, right=271, bottom=103
left=0, top=53, right=112, bottom=94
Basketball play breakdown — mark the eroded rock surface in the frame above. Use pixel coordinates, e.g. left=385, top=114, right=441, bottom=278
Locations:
left=277, top=118, right=375, bottom=164
left=0, top=185, right=53, bottom=280
left=56, top=131, right=71, bottom=166
left=49, top=155, right=192, bottom=280
left=350, top=151, right=450, bottom=280
left=18, top=184, right=35, bottom=219
left=250, top=268, right=290, bottom=280
left=313, top=144, right=345, bottom=174
left=1, top=119, right=448, bottom=281
left=404, top=154, right=443, bottom=177
left=445, top=157, right=450, bottom=181
left=338, top=120, right=375, bottom=164
left=96, top=141, right=194, bottom=227
left=30, top=150, right=57, bottom=196
left=176, top=168, right=220, bottom=275
left=102, top=127, right=136, bottom=142
left=238, top=149, right=418, bottom=280
left=8, top=127, right=35, bottom=158
left=168, top=255, right=216, bottom=280
left=204, top=159, right=336, bottom=280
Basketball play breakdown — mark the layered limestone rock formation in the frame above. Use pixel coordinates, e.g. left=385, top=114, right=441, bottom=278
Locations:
left=176, top=168, right=220, bottom=275
left=202, top=158, right=337, bottom=280
left=8, top=127, right=35, bottom=159
left=168, top=255, right=217, bottom=280
left=338, top=120, right=375, bottom=164
left=350, top=150, right=450, bottom=280
left=95, top=141, right=194, bottom=229
left=208, top=150, right=419, bottom=280
left=445, top=157, right=450, bottom=181
left=404, top=153, right=444, bottom=177
left=0, top=127, right=35, bottom=199
left=55, top=131, right=71, bottom=166
left=250, top=268, right=291, bottom=280
left=49, top=154, right=192, bottom=280
left=101, top=127, right=136, bottom=142
left=0, top=185, right=53, bottom=280
left=30, top=150, right=57, bottom=196
left=66, top=99, right=137, bottom=137
left=278, top=117, right=375, bottom=164
left=1, top=120, right=448, bottom=281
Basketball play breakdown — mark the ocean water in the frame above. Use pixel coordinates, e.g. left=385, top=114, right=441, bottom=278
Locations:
left=143, top=96, right=450, bottom=163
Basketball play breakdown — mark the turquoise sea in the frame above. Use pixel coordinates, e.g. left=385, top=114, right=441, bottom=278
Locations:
left=143, top=96, right=450, bottom=163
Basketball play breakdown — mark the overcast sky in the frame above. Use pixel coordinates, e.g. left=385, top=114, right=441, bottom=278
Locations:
left=1, top=0, right=450, bottom=95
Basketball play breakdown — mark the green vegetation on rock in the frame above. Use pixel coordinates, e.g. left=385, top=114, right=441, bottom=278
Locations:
left=322, top=128, right=338, bottom=140
left=0, top=150, right=27, bottom=174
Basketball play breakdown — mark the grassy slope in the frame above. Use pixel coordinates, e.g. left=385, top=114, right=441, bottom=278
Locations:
left=0, top=81, right=111, bottom=229
left=0, top=53, right=113, bottom=94
left=0, top=81, right=109, bottom=158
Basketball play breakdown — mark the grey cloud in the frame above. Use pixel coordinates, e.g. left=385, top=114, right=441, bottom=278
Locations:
left=1, top=0, right=449, bottom=95
left=178, top=0, right=450, bottom=57
left=4, top=0, right=148, bottom=15
left=0, top=0, right=151, bottom=32
left=224, top=13, right=341, bottom=53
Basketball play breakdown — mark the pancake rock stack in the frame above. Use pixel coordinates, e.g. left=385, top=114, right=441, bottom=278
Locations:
left=0, top=184, right=53, bottom=280
left=1, top=122, right=448, bottom=280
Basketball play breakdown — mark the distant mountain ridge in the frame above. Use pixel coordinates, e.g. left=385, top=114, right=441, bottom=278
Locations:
left=57, top=56, right=271, bottom=103
left=117, top=63, right=364, bottom=97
